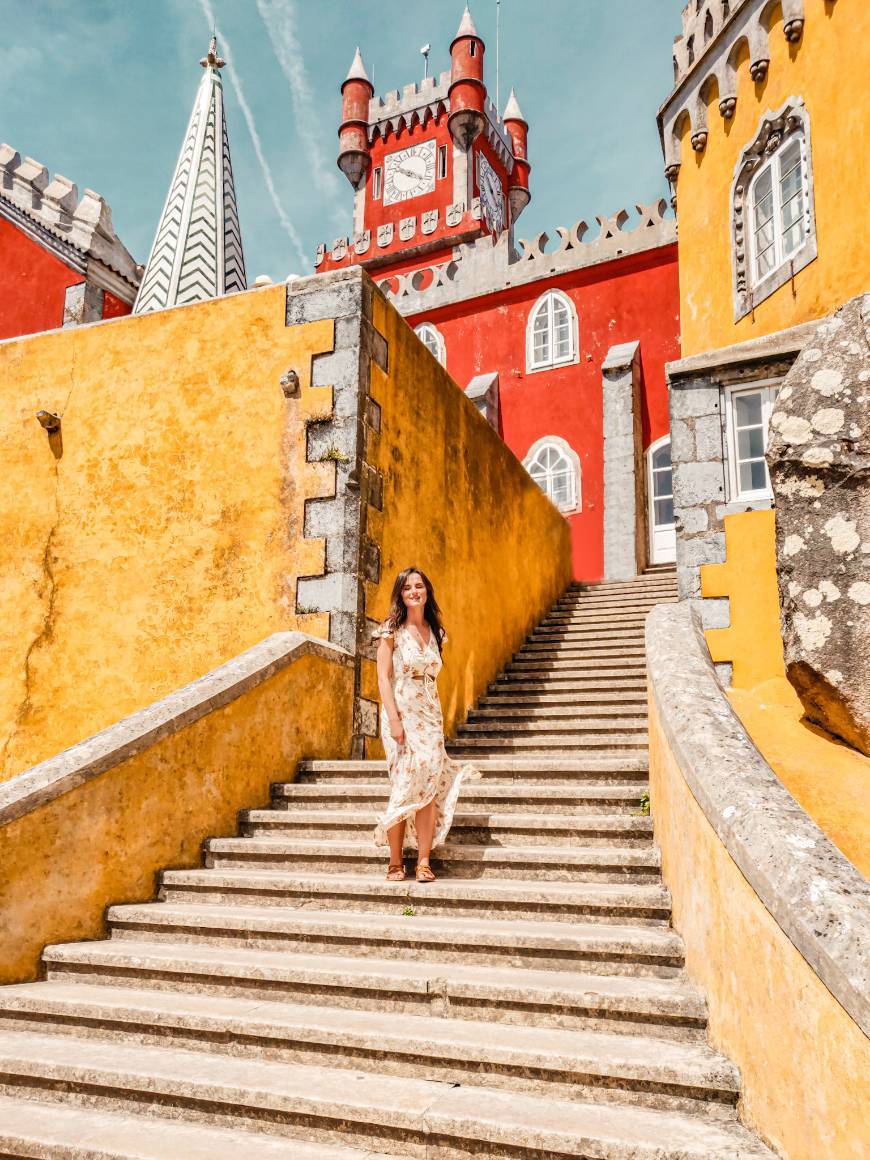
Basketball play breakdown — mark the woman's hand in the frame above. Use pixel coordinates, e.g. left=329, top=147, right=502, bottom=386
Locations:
left=389, top=715, right=406, bottom=746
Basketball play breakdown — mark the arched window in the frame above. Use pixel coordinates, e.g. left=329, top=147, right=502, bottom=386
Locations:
left=523, top=436, right=581, bottom=514
left=526, top=290, right=577, bottom=372
left=704, top=9, right=714, bottom=41
left=647, top=436, right=676, bottom=564
left=731, top=100, right=816, bottom=320
left=414, top=323, right=446, bottom=367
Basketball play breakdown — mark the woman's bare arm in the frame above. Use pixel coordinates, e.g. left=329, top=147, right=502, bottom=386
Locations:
left=376, top=636, right=406, bottom=745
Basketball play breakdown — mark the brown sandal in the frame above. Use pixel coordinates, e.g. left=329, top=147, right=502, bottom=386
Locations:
left=386, top=863, right=406, bottom=882
left=415, top=861, right=436, bottom=883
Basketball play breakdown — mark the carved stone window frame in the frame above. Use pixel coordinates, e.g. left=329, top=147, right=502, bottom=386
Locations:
left=731, top=97, right=817, bottom=322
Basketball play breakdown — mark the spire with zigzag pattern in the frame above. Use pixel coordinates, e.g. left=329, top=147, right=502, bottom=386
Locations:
left=134, top=38, right=246, bottom=314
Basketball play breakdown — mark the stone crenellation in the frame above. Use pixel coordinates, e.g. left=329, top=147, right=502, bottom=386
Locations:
left=658, top=0, right=834, bottom=182
left=0, top=142, right=141, bottom=299
left=366, top=71, right=514, bottom=171
left=368, top=199, right=676, bottom=316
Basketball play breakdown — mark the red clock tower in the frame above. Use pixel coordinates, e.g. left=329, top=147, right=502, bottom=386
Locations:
left=318, top=6, right=528, bottom=282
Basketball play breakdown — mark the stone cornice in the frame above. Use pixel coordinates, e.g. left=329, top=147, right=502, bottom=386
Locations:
left=656, top=0, right=834, bottom=180
left=0, top=143, right=141, bottom=294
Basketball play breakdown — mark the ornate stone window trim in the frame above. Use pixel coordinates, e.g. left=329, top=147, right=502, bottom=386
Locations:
left=525, top=289, right=579, bottom=374
left=731, top=97, right=817, bottom=322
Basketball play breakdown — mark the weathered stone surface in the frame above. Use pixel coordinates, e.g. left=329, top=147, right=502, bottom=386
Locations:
left=767, top=295, right=870, bottom=755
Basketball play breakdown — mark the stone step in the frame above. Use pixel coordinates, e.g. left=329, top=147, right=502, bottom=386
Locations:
left=560, top=587, right=677, bottom=602
left=490, top=677, right=647, bottom=693
left=447, top=734, right=648, bottom=752
left=456, top=718, right=647, bottom=735
left=0, top=1033, right=775, bottom=1159
left=202, top=839, right=660, bottom=882
left=296, top=757, right=649, bottom=786
left=507, top=658, right=647, bottom=672
left=106, top=905, right=680, bottom=974
left=468, top=704, right=647, bottom=720
left=529, top=624, right=648, bottom=638
left=274, top=783, right=649, bottom=815
left=0, top=985, right=739, bottom=1116
left=478, top=690, right=648, bottom=707
left=43, top=941, right=707, bottom=1039
left=544, top=602, right=672, bottom=618
left=238, top=811, right=653, bottom=847
left=516, top=646, right=647, bottom=661
left=0, top=1093, right=386, bottom=1160
left=158, top=871, right=667, bottom=924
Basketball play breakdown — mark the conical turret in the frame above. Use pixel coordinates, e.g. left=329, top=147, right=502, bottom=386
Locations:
left=338, top=47, right=374, bottom=189
left=134, top=38, right=246, bottom=314
left=448, top=5, right=486, bottom=152
left=503, top=88, right=531, bottom=221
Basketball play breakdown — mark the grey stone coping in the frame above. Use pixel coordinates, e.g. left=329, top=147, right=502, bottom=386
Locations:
left=0, top=634, right=352, bottom=830
left=666, top=320, right=818, bottom=381
left=646, top=602, right=870, bottom=1035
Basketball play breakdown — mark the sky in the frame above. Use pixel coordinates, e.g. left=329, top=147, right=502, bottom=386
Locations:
left=2, top=0, right=685, bottom=281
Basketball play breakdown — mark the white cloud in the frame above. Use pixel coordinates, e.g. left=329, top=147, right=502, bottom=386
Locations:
left=197, top=0, right=307, bottom=271
left=255, top=0, right=344, bottom=223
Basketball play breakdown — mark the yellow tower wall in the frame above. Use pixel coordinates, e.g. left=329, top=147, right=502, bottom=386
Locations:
left=672, top=0, right=869, bottom=357
left=0, top=286, right=336, bottom=780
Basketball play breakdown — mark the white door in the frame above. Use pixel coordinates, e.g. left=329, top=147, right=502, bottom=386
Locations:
left=648, top=436, right=676, bottom=564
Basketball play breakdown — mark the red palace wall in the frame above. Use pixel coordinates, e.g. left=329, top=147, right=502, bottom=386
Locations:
left=406, top=243, right=680, bottom=580
left=0, top=217, right=131, bottom=341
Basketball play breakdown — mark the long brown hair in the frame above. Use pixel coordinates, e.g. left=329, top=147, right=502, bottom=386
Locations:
left=385, top=567, right=445, bottom=652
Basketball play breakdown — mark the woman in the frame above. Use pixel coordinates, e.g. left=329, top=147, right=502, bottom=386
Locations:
left=373, top=567, right=479, bottom=882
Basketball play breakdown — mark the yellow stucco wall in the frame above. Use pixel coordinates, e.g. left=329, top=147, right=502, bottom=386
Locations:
left=675, top=0, right=869, bottom=356
left=701, top=508, right=870, bottom=874
left=0, top=648, right=354, bottom=985
left=0, top=287, right=337, bottom=780
left=648, top=696, right=870, bottom=1160
left=361, top=294, right=574, bottom=752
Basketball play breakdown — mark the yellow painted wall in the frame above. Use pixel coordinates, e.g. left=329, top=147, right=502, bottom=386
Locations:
left=648, top=697, right=870, bottom=1160
left=0, top=287, right=337, bottom=780
left=0, top=648, right=354, bottom=985
left=675, top=0, right=869, bottom=356
left=362, top=294, right=574, bottom=751
left=701, top=508, right=870, bottom=873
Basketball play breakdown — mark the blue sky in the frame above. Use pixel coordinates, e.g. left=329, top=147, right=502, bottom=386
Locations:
left=2, top=1, right=684, bottom=280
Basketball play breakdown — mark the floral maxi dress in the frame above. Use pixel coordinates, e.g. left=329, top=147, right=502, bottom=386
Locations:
left=372, top=622, right=480, bottom=850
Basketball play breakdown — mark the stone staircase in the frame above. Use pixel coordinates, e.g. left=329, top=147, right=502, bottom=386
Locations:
left=0, top=569, right=777, bottom=1158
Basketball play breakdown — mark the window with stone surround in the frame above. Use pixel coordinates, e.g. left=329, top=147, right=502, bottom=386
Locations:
left=414, top=323, right=446, bottom=367
left=724, top=382, right=780, bottom=501
left=732, top=99, right=816, bottom=321
left=526, top=290, right=577, bottom=373
left=523, top=436, right=581, bottom=514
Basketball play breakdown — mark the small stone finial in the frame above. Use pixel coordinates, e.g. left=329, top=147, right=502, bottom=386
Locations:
left=200, top=35, right=225, bottom=70
left=455, top=4, right=479, bottom=39
left=344, top=46, right=371, bottom=85
left=503, top=88, right=526, bottom=123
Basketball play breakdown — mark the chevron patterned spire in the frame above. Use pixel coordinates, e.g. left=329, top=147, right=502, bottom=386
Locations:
left=134, top=38, right=246, bottom=314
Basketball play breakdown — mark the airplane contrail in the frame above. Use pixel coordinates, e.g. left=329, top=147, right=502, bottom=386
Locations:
left=198, top=0, right=308, bottom=272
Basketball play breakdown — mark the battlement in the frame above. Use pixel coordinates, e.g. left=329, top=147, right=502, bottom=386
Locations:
left=659, top=0, right=820, bottom=180
left=0, top=143, right=141, bottom=298
left=371, top=198, right=676, bottom=315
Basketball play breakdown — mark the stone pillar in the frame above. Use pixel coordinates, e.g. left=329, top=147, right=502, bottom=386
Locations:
left=602, top=341, right=645, bottom=581
left=63, top=281, right=103, bottom=328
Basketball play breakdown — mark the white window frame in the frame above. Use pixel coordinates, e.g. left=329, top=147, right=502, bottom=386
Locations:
left=647, top=435, right=676, bottom=553
left=730, top=98, right=816, bottom=321
left=414, top=322, right=446, bottom=367
left=372, top=167, right=382, bottom=200
left=522, top=435, right=582, bottom=515
left=437, top=145, right=447, bottom=180
left=748, top=136, right=807, bottom=289
left=525, top=290, right=578, bottom=373
left=724, top=379, right=781, bottom=502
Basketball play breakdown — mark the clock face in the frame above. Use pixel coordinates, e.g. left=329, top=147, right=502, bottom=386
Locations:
left=478, top=152, right=505, bottom=234
left=383, top=141, right=437, bottom=206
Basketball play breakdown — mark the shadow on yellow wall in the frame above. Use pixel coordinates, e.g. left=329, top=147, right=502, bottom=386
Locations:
left=701, top=509, right=870, bottom=875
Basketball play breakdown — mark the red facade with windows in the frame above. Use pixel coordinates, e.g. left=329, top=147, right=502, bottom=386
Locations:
left=318, top=10, right=681, bottom=580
